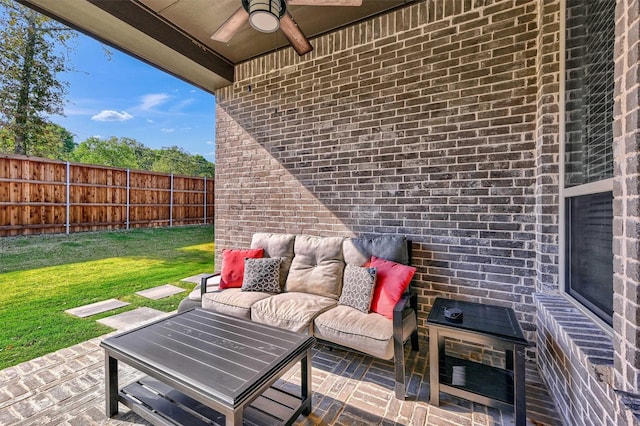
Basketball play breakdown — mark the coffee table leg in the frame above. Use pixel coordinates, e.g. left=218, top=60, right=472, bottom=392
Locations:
left=301, top=349, right=312, bottom=415
left=105, top=353, right=118, bottom=417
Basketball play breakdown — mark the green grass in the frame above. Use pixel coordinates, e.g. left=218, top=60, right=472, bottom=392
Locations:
left=0, top=225, right=214, bottom=370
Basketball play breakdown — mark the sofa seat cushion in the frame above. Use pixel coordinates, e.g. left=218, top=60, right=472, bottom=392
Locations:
left=251, top=292, right=337, bottom=334
left=202, top=288, right=271, bottom=320
left=285, top=235, right=345, bottom=299
left=314, top=305, right=417, bottom=360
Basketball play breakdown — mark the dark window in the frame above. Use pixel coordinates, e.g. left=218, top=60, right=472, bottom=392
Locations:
left=566, top=192, right=613, bottom=323
left=564, top=0, right=615, bottom=324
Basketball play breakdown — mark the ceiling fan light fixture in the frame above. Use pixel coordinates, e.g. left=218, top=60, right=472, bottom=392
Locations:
left=243, top=0, right=285, bottom=33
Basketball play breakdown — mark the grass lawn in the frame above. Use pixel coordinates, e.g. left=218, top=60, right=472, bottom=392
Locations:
left=0, top=225, right=214, bottom=370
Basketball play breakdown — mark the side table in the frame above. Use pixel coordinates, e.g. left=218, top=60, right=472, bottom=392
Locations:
left=427, top=297, right=528, bottom=426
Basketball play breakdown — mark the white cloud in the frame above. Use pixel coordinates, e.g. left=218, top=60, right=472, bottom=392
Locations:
left=139, top=93, right=170, bottom=110
left=206, top=140, right=215, bottom=145
left=161, top=128, right=175, bottom=133
left=146, top=119, right=154, bottom=123
left=91, top=110, right=133, bottom=122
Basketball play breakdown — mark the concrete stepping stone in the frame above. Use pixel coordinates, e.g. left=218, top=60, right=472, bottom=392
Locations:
left=181, top=273, right=211, bottom=284
left=97, top=307, right=171, bottom=331
left=65, top=299, right=129, bottom=318
left=135, top=284, right=186, bottom=300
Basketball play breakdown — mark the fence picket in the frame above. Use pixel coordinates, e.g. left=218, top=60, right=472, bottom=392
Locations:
left=0, top=154, right=214, bottom=236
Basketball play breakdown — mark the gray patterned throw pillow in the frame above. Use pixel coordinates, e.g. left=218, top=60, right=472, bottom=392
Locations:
left=241, top=257, right=282, bottom=293
left=338, top=265, right=377, bottom=313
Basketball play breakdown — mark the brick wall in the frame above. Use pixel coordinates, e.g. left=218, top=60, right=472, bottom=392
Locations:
left=613, top=0, right=640, bottom=395
left=215, top=0, right=540, bottom=341
left=536, top=295, right=617, bottom=425
left=214, top=0, right=640, bottom=421
left=534, top=0, right=561, bottom=294
left=534, top=0, right=640, bottom=423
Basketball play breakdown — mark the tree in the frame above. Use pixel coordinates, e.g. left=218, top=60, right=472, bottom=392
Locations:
left=0, top=1, right=76, bottom=155
left=151, top=145, right=198, bottom=176
left=0, top=127, right=13, bottom=153
left=36, top=123, right=76, bottom=160
left=69, top=136, right=215, bottom=177
left=149, top=146, right=214, bottom=177
left=71, top=136, right=153, bottom=169
left=192, top=154, right=215, bottom=177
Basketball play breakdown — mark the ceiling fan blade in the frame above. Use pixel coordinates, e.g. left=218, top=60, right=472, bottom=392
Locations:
left=280, top=12, right=313, bottom=56
left=210, top=7, right=248, bottom=42
left=288, top=0, right=363, bottom=5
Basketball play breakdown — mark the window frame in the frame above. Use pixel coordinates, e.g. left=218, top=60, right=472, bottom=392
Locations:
left=559, top=0, right=615, bottom=331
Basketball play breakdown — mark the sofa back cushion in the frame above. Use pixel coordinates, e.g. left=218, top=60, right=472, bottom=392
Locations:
left=285, top=235, right=345, bottom=299
left=343, top=235, right=409, bottom=266
left=251, top=233, right=296, bottom=290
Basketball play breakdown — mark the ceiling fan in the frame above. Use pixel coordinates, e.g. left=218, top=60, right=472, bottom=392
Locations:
left=211, top=0, right=363, bottom=56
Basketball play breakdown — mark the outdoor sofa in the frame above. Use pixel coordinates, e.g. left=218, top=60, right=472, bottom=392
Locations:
left=178, top=232, right=420, bottom=399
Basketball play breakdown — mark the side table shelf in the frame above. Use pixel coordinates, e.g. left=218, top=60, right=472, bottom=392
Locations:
left=439, top=355, right=514, bottom=408
left=427, top=298, right=528, bottom=426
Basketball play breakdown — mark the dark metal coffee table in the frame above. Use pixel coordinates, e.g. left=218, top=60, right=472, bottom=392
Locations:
left=101, top=308, right=315, bottom=426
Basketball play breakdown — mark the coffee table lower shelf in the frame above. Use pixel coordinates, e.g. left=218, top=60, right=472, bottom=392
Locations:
left=119, top=376, right=305, bottom=426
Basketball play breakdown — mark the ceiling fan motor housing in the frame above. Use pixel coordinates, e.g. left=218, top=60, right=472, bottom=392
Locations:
left=242, top=0, right=287, bottom=33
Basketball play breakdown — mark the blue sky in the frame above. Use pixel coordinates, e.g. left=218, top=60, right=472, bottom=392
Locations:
left=53, top=34, right=217, bottom=162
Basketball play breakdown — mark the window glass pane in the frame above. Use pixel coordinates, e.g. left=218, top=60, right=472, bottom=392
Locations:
left=567, top=192, right=613, bottom=324
left=564, top=0, right=614, bottom=187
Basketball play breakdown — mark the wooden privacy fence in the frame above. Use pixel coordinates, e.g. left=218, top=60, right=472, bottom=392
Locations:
left=0, top=155, right=214, bottom=237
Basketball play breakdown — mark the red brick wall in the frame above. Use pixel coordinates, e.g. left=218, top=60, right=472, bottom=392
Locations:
left=215, top=0, right=541, bottom=338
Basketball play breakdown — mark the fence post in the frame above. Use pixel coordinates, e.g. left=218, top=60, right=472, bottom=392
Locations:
left=170, top=174, right=174, bottom=227
left=65, top=161, right=70, bottom=234
left=126, top=169, right=130, bottom=230
left=203, top=177, right=207, bottom=224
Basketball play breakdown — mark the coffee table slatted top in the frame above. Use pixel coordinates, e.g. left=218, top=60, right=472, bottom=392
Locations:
left=101, top=308, right=315, bottom=408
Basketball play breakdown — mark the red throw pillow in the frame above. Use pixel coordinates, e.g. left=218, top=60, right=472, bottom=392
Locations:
left=369, top=255, right=416, bottom=320
left=219, top=248, right=264, bottom=289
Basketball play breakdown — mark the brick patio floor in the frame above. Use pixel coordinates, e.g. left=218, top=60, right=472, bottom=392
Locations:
left=0, top=332, right=561, bottom=426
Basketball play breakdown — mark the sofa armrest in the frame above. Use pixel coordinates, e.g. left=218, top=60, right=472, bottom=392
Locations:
left=393, top=292, right=417, bottom=329
left=392, top=291, right=419, bottom=399
left=200, top=273, right=221, bottom=297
